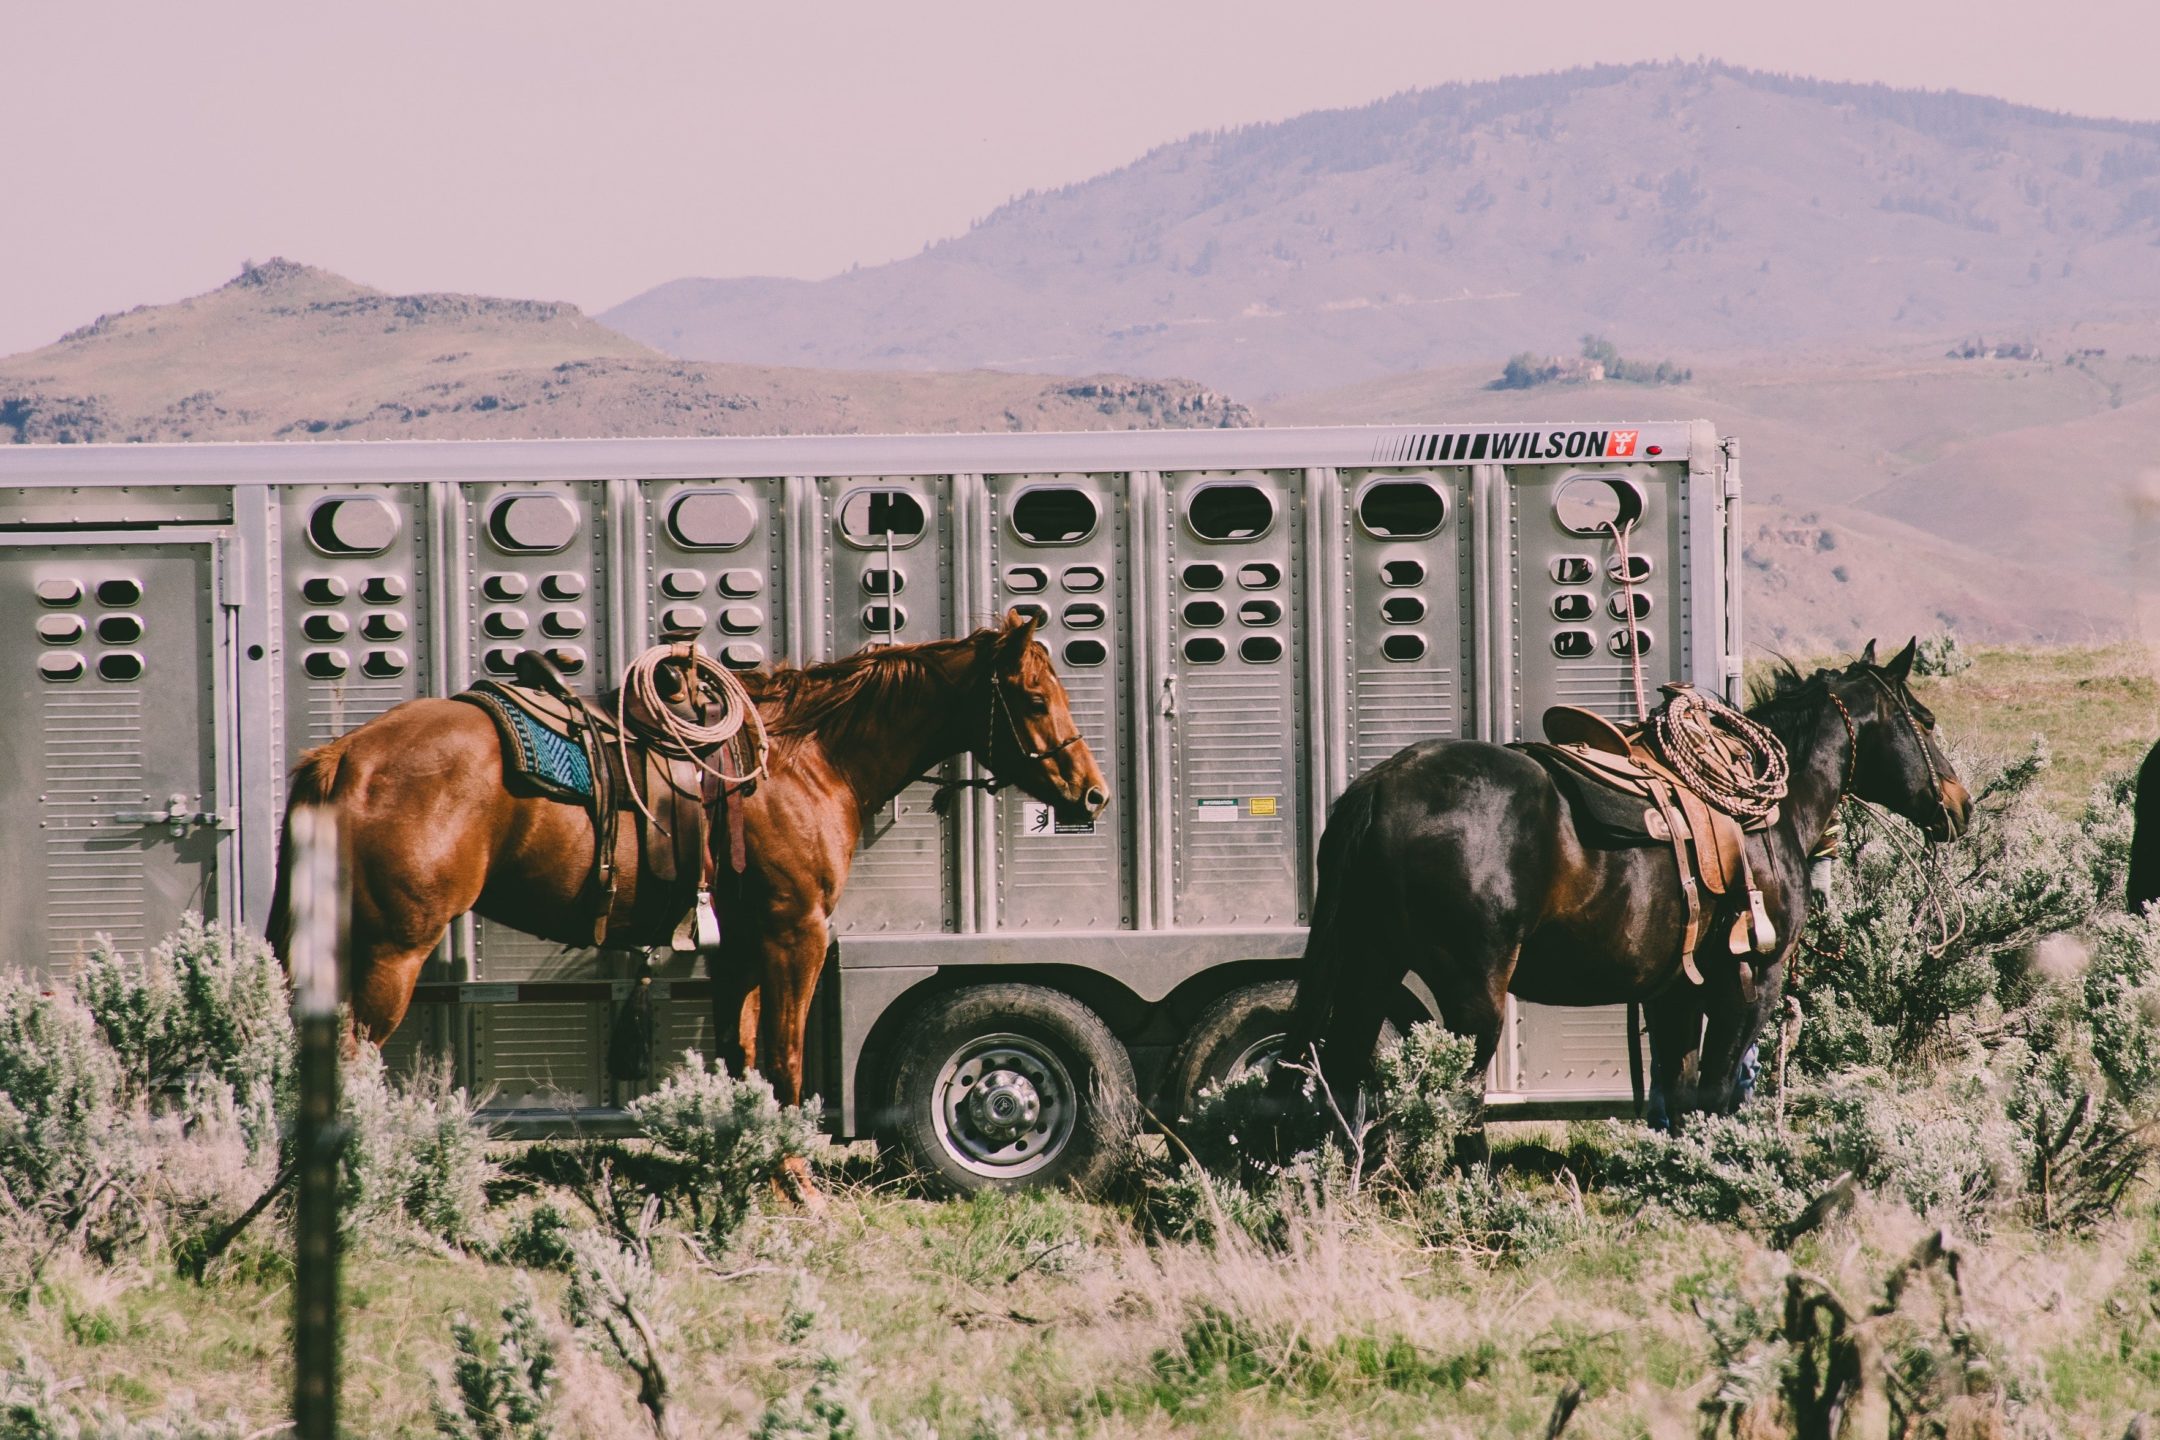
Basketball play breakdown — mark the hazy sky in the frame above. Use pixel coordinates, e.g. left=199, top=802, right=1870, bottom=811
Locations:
left=3, top=0, right=2152, bottom=357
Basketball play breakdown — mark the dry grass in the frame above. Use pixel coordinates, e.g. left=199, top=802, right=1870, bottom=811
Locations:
left=7, top=1157, right=2158, bottom=1438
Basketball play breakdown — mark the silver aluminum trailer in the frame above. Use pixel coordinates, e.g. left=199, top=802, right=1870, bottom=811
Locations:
left=0, top=423, right=1741, bottom=1152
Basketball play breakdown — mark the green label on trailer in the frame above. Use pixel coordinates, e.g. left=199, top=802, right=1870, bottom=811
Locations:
left=1195, top=798, right=1240, bottom=823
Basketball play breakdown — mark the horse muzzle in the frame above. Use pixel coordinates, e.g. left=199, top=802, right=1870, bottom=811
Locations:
left=1929, top=778, right=1974, bottom=842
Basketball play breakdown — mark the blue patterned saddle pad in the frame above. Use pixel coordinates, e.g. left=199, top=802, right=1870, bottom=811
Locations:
left=454, top=680, right=594, bottom=805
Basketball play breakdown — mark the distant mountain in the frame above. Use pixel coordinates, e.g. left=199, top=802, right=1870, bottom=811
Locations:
left=603, top=61, right=2160, bottom=397
left=0, top=260, right=1251, bottom=443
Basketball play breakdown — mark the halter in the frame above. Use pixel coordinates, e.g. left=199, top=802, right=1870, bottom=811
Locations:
left=913, top=668, right=1083, bottom=806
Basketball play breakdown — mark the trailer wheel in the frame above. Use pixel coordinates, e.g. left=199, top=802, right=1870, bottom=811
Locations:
left=1162, top=979, right=1301, bottom=1123
left=884, top=984, right=1137, bottom=1196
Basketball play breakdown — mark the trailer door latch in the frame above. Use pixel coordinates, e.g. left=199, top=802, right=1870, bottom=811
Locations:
left=114, top=793, right=236, bottom=838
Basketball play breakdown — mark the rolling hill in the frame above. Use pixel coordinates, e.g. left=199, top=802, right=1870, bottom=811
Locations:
left=603, top=61, right=2160, bottom=400
left=0, top=260, right=1251, bottom=444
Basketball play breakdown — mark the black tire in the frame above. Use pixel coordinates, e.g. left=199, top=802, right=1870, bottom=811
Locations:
left=1162, top=979, right=1302, bottom=1123
left=882, top=984, right=1138, bottom=1197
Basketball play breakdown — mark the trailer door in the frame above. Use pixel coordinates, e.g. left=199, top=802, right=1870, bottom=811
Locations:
left=2, top=539, right=228, bottom=971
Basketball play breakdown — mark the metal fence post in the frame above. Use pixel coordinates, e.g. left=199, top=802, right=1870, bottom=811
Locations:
left=289, top=806, right=345, bottom=1440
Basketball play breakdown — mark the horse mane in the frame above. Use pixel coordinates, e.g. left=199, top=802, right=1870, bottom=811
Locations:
left=1745, top=656, right=1826, bottom=712
left=747, top=629, right=990, bottom=761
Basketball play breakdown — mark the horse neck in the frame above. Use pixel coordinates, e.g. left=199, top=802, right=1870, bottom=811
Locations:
left=1750, top=686, right=1852, bottom=856
left=808, top=638, right=987, bottom=816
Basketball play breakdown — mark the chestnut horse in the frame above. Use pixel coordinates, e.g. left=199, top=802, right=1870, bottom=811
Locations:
left=268, top=611, right=1108, bottom=1115
left=1282, top=639, right=1972, bottom=1127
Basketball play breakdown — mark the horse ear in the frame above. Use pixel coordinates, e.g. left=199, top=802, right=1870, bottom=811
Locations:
left=996, top=608, right=1040, bottom=665
left=1858, top=638, right=1878, bottom=668
left=1884, top=636, right=1919, bottom=682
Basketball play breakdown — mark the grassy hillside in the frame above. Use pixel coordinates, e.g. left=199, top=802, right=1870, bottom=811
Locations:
left=0, top=260, right=1252, bottom=443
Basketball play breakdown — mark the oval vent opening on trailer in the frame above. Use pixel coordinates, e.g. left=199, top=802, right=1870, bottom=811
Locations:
left=1239, top=599, right=1283, bottom=626
left=1381, top=560, right=1425, bottom=587
left=1181, top=562, right=1224, bottom=590
left=837, top=489, right=927, bottom=547
left=38, top=652, right=85, bottom=682
left=660, top=569, right=706, bottom=600
left=667, top=489, right=757, bottom=551
left=1608, top=592, right=1652, bottom=621
left=1611, top=628, right=1654, bottom=658
left=300, top=576, right=347, bottom=605
left=1240, top=636, right=1284, bottom=664
left=1186, top=484, right=1275, bottom=541
left=1063, top=603, right=1106, bottom=629
left=862, top=567, right=905, bottom=597
left=307, top=496, right=400, bottom=557
left=1357, top=479, right=1448, bottom=538
left=96, top=614, right=143, bottom=645
left=361, top=576, right=406, bottom=604
left=487, top=493, right=579, bottom=554
left=1182, top=600, right=1225, bottom=627
left=1063, top=639, right=1107, bottom=667
left=1381, top=596, right=1425, bottom=625
left=1005, top=565, right=1047, bottom=594
left=1552, top=475, right=1645, bottom=537
left=1382, top=634, right=1427, bottom=663
left=1061, top=566, right=1104, bottom=593
left=863, top=604, right=907, bottom=633
left=1183, top=636, right=1227, bottom=664
left=1238, top=563, right=1281, bottom=590
left=1010, top=487, right=1099, bottom=545
left=1552, top=593, right=1593, bottom=622
left=95, top=578, right=142, bottom=607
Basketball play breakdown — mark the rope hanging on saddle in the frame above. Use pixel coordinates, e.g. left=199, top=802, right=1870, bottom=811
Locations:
left=1648, top=686, right=1790, bottom=824
left=615, top=642, right=770, bottom=829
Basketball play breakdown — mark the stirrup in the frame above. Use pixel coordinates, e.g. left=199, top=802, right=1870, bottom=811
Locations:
left=672, top=886, right=722, bottom=954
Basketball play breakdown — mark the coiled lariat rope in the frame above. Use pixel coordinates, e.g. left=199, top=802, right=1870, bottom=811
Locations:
left=615, top=643, right=769, bottom=828
left=1651, top=686, right=1790, bottom=823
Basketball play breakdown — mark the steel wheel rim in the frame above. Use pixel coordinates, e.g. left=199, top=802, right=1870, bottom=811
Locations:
left=1224, top=1031, right=1289, bottom=1084
left=931, top=1031, right=1079, bottom=1179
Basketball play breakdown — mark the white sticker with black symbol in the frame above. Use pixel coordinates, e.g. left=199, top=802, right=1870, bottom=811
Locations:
left=1023, top=800, right=1095, bottom=836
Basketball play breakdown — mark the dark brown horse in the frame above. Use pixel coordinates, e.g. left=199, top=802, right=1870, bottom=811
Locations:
left=1283, top=639, right=1972, bottom=1126
left=268, top=611, right=1108, bottom=1120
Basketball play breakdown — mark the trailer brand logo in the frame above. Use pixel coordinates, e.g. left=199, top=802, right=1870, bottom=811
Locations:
left=1377, top=428, right=1646, bottom=464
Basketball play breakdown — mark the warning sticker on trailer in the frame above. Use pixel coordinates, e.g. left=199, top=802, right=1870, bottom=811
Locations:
left=1247, top=796, right=1279, bottom=817
left=1195, top=798, right=1240, bottom=823
left=1023, top=801, right=1095, bottom=836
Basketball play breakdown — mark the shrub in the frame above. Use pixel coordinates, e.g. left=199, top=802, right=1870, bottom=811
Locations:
left=565, top=1229, right=675, bottom=1437
left=1411, top=1165, right=1591, bottom=1261
left=2083, top=909, right=2160, bottom=1107
left=432, top=1280, right=558, bottom=1440
left=0, top=973, right=142, bottom=1268
left=625, top=1055, right=821, bottom=1249
left=497, top=1202, right=577, bottom=1273
left=0, top=1348, right=250, bottom=1438
left=749, top=1279, right=878, bottom=1440
left=342, top=1050, right=498, bottom=1251
left=1911, top=630, right=1974, bottom=677
left=1367, top=1025, right=1483, bottom=1189
left=75, top=913, right=292, bottom=1108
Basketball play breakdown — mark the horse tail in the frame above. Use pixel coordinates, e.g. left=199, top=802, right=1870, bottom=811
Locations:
left=1284, top=775, right=1393, bottom=1072
left=2131, top=738, right=2160, bottom=915
left=267, top=740, right=349, bottom=966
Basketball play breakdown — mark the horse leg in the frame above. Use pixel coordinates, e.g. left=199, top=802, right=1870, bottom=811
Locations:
left=1645, top=993, right=1706, bottom=1133
left=1697, top=959, right=1778, bottom=1115
left=753, top=909, right=831, bottom=1209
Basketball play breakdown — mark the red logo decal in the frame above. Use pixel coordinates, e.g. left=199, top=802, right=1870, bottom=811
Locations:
left=1606, top=430, right=1639, bottom=458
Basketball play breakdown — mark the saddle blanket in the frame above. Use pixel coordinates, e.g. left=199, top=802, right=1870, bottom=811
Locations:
left=454, top=680, right=594, bottom=805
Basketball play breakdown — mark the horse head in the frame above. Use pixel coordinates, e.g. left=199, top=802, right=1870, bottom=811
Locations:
left=981, top=609, right=1110, bottom=825
left=1835, top=637, right=1972, bottom=842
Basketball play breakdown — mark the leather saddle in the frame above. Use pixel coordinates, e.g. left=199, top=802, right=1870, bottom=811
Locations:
left=1516, top=698, right=1780, bottom=983
left=453, top=649, right=758, bottom=952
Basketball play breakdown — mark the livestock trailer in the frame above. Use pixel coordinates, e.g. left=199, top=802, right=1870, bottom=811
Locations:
left=0, top=423, right=1741, bottom=1182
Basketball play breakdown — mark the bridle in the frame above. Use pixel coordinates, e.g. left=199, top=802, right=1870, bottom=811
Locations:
left=1825, top=667, right=1955, bottom=836
left=914, top=668, right=1084, bottom=808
